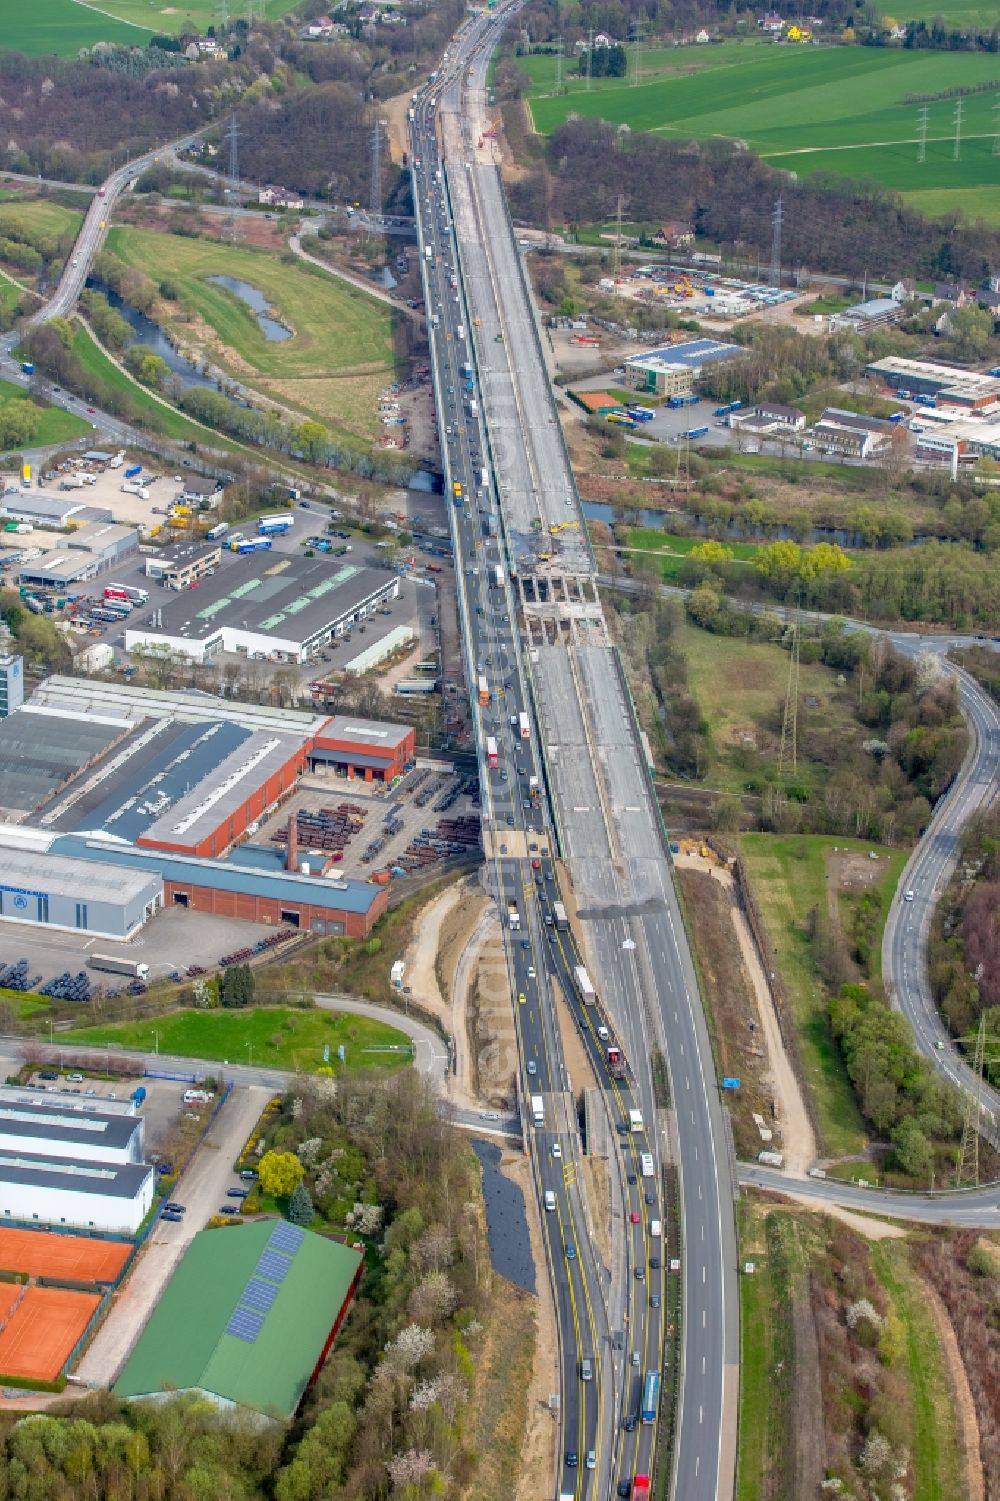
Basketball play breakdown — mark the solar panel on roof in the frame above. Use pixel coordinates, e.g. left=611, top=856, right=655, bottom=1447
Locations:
left=269, top=1223, right=305, bottom=1254
left=242, top=1277, right=279, bottom=1312
left=226, top=1306, right=264, bottom=1343
left=256, top=1250, right=291, bottom=1282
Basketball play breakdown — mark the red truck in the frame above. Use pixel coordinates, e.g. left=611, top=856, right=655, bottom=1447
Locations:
left=632, top=1476, right=650, bottom=1501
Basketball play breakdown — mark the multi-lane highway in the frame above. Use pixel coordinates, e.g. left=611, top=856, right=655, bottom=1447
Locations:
left=409, top=10, right=736, bottom=1500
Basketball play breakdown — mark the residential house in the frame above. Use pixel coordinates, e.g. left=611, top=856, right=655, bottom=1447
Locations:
left=758, top=12, right=785, bottom=33
left=258, top=186, right=305, bottom=210
left=653, top=221, right=695, bottom=250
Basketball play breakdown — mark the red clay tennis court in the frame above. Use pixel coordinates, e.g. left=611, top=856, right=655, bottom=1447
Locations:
left=0, top=1286, right=100, bottom=1381
left=0, top=1227, right=130, bottom=1284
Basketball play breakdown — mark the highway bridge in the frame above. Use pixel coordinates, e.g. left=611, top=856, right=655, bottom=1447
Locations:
left=409, top=7, right=736, bottom=1498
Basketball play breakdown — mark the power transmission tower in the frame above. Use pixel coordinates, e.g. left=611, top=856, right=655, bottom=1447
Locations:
left=778, top=614, right=800, bottom=777
left=956, top=1013, right=986, bottom=1187
left=226, top=114, right=240, bottom=191
left=370, top=117, right=383, bottom=219
left=631, top=21, right=646, bottom=87
left=769, top=192, right=783, bottom=290
left=612, top=193, right=624, bottom=282
left=585, top=28, right=593, bottom=91
left=954, top=98, right=963, bottom=161
left=916, top=105, right=928, bottom=164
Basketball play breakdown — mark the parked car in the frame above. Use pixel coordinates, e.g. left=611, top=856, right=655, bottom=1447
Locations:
left=162, top=1212, right=184, bottom=1223
left=38, top=1071, right=57, bottom=1081
left=219, top=1205, right=241, bottom=1216
left=164, top=1202, right=186, bottom=1214
left=227, top=1187, right=250, bottom=1199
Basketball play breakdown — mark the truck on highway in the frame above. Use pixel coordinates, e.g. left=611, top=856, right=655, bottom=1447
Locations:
left=518, top=711, right=530, bottom=740
left=640, top=1151, right=655, bottom=1177
left=424, top=245, right=433, bottom=261
left=629, top=1108, right=644, bottom=1132
left=481, top=466, right=489, bottom=488
left=641, top=1375, right=660, bottom=1425
left=607, top=1045, right=626, bottom=1080
left=507, top=900, right=520, bottom=931
left=573, top=965, right=596, bottom=1004
left=88, top=954, right=150, bottom=980
left=492, top=563, right=504, bottom=589
left=478, top=674, right=490, bottom=705
left=486, top=736, right=499, bottom=769
left=530, top=1094, right=544, bottom=1126
left=632, top=1477, right=651, bottom=1501
left=552, top=901, right=568, bottom=930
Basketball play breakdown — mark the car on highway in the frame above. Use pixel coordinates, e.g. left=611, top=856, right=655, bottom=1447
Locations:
left=527, top=965, right=535, bottom=978
left=565, top=1453, right=578, bottom=1469
left=619, top=1481, right=632, bottom=1496
left=627, top=1172, right=637, bottom=1185
left=531, top=858, right=541, bottom=870
left=629, top=1210, right=641, bottom=1225
left=518, top=991, right=526, bottom=1005
left=650, top=1256, right=660, bottom=1269
left=565, top=1241, right=576, bottom=1260
left=644, top=1191, right=656, bottom=1206
left=552, top=1142, right=562, bottom=1158
left=585, top=1452, right=596, bottom=1471
left=635, top=1266, right=645, bottom=1280
left=623, top=1414, right=636, bottom=1433
left=650, top=1294, right=660, bottom=1308
left=904, top=889, right=915, bottom=902
left=526, top=1060, right=537, bottom=1076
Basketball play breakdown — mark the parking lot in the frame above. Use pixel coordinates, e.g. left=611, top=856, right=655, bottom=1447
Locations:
left=0, top=908, right=276, bottom=999
left=22, top=1072, right=198, bottom=1155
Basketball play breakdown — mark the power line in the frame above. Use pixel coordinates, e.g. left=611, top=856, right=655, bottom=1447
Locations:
left=954, top=98, right=963, bottom=161
left=778, top=611, right=800, bottom=778
left=226, top=113, right=240, bottom=191
left=993, top=99, right=1000, bottom=156
left=916, top=105, right=928, bottom=164
left=769, top=192, right=783, bottom=290
left=554, top=34, right=562, bottom=94
left=956, top=1013, right=986, bottom=1188
left=370, top=116, right=383, bottom=219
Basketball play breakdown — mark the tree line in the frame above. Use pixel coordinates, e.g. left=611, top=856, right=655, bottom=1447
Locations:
left=928, top=804, right=1000, bottom=1081
left=507, top=115, right=1000, bottom=284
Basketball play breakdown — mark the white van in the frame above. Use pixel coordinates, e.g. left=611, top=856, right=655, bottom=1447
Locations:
left=544, top=1190, right=556, bottom=1212
left=650, top=1219, right=662, bottom=1238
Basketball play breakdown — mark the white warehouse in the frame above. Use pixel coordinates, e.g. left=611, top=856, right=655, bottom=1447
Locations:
left=0, top=1085, right=153, bottom=1233
left=0, top=1152, right=154, bottom=1234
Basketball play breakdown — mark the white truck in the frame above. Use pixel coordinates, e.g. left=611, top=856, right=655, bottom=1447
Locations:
left=530, top=1094, right=544, bottom=1127
left=640, top=1152, right=655, bottom=1178
left=108, top=450, right=125, bottom=469
left=573, top=965, right=596, bottom=1004
left=507, top=900, right=520, bottom=932
left=60, top=474, right=84, bottom=490
left=121, top=482, right=150, bottom=499
left=87, top=953, right=150, bottom=980
left=629, top=1108, right=644, bottom=1133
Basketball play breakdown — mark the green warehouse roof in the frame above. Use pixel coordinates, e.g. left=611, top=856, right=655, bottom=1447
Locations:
left=114, top=1221, right=362, bottom=1418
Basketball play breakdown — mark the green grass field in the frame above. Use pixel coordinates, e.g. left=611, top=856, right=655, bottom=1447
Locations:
left=0, top=0, right=303, bottom=53
left=61, top=1005, right=411, bottom=1074
left=70, top=325, right=223, bottom=444
left=526, top=41, right=1000, bottom=219
left=0, top=376, right=90, bottom=447
left=625, top=526, right=761, bottom=581
left=739, top=834, right=907, bottom=1157
left=107, top=227, right=399, bottom=438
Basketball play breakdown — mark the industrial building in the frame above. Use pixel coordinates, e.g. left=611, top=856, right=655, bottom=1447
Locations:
left=341, top=623, right=416, bottom=676
left=0, top=1151, right=154, bottom=1234
left=19, top=522, right=138, bottom=588
left=125, top=557, right=400, bottom=666
left=807, top=408, right=894, bottom=460
left=0, top=492, right=112, bottom=527
left=0, top=704, right=132, bottom=818
left=622, top=338, right=742, bottom=397
left=145, top=543, right=224, bottom=591
left=309, top=715, right=416, bottom=781
left=0, top=682, right=412, bottom=937
left=0, top=840, right=162, bottom=939
left=730, top=401, right=806, bottom=433
left=0, top=1088, right=145, bottom=1166
left=865, top=356, right=1000, bottom=411
left=51, top=835, right=388, bottom=937
left=0, top=1086, right=151, bottom=1232
left=115, top=1221, right=363, bottom=1418
left=830, top=297, right=904, bottom=333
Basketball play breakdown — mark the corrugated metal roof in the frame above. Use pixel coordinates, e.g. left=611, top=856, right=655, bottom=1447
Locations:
left=0, top=1103, right=140, bottom=1152
left=0, top=1149, right=152, bottom=1200
left=52, top=835, right=382, bottom=914
left=318, top=715, right=412, bottom=750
